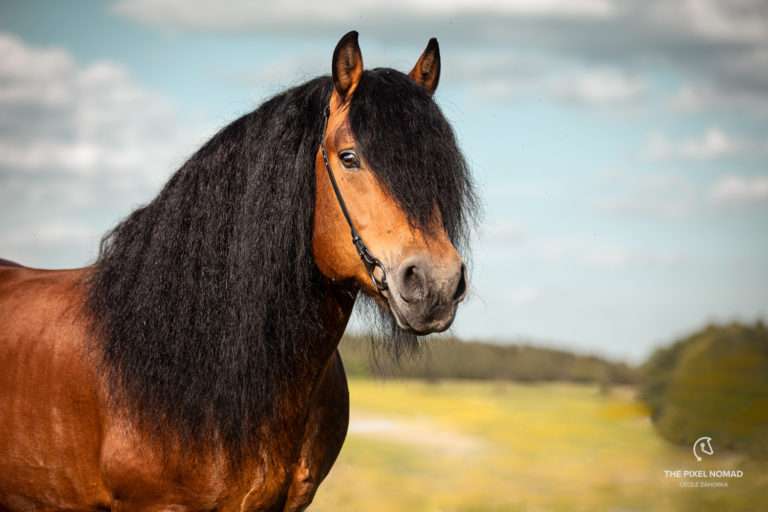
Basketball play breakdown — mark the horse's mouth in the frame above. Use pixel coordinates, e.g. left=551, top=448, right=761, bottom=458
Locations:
left=381, top=288, right=457, bottom=336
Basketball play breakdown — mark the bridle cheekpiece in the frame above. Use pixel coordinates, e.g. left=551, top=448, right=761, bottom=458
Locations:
left=319, top=106, right=389, bottom=293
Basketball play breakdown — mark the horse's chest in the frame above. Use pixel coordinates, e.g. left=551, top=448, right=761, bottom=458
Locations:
left=100, top=423, right=307, bottom=511
left=235, top=463, right=296, bottom=512
left=98, top=353, right=347, bottom=511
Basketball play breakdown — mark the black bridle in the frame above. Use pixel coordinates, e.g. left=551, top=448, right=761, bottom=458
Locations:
left=319, top=106, right=389, bottom=293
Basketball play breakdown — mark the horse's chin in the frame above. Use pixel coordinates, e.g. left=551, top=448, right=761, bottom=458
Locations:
left=379, top=289, right=457, bottom=336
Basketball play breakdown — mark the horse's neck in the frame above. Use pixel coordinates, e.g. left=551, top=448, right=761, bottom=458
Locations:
left=264, top=280, right=355, bottom=438
left=312, top=280, right=358, bottom=364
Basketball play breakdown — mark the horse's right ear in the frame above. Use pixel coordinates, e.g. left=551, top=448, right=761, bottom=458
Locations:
left=409, top=38, right=440, bottom=96
left=332, top=31, right=363, bottom=103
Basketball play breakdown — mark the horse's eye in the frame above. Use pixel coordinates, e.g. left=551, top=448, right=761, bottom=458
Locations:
left=338, top=150, right=360, bottom=170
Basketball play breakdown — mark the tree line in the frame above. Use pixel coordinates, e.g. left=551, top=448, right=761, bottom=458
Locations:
left=339, top=334, right=638, bottom=386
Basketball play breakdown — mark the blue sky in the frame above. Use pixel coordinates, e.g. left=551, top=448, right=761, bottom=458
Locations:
left=1, top=0, right=767, bottom=362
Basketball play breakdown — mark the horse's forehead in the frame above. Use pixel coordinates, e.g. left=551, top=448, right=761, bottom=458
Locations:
left=331, top=116, right=354, bottom=148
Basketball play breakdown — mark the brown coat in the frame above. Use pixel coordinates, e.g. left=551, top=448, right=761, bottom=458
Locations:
left=0, top=265, right=350, bottom=511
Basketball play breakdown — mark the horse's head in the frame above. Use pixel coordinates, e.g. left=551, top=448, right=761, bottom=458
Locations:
left=313, top=31, right=474, bottom=335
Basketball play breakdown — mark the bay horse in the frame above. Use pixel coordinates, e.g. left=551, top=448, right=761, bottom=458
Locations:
left=0, top=31, right=475, bottom=511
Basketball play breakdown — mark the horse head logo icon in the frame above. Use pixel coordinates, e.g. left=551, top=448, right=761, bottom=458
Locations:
left=693, top=436, right=714, bottom=462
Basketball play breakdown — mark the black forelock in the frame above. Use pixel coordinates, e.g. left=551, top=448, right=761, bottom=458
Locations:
left=349, top=68, right=477, bottom=248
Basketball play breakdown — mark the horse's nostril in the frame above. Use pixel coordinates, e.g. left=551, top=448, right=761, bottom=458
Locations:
left=398, top=262, right=427, bottom=303
left=452, top=264, right=467, bottom=302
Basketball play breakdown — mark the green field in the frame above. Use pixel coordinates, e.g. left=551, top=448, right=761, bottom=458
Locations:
left=312, top=379, right=768, bottom=512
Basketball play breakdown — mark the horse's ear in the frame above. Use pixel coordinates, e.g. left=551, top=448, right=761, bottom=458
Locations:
left=332, top=31, right=363, bottom=102
left=409, top=38, right=440, bottom=96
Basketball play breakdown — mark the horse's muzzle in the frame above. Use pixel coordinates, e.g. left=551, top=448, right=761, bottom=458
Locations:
left=385, top=254, right=467, bottom=334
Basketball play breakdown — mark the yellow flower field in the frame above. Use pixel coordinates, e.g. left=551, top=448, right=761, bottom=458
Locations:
left=313, top=379, right=767, bottom=512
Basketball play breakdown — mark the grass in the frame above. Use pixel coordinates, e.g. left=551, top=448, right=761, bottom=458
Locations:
left=311, top=379, right=768, bottom=512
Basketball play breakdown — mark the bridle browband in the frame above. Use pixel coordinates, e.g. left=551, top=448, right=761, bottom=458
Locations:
left=319, top=106, right=389, bottom=293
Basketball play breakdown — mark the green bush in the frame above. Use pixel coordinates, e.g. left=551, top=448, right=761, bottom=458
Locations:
left=639, top=322, right=768, bottom=457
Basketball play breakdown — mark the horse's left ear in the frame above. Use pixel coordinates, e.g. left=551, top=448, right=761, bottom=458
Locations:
left=332, top=30, right=364, bottom=102
left=409, top=38, right=441, bottom=96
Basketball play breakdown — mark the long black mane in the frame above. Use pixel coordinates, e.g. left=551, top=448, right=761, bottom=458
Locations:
left=86, top=69, right=476, bottom=459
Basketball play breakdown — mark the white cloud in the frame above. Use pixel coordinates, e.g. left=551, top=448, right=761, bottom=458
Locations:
left=5, top=221, right=100, bottom=246
left=552, top=69, right=646, bottom=106
left=449, top=53, right=547, bottom=99
left=595, top=172, right=698, bottom=218
left=113, top=0, right=614, bottom=32
left=649, top=0, right=768, bottom=44
left=465, top=65, right=647, bottom=106
left=529, top=235, right=685, bottom=268
left=113, top=0, right=768, bottom=45
left=0, top=32, right=205, bottom=268
left=477, top=221, right=529, bottom=246
left=112, top=0, right=768, bottom=118
left=112, top=0, right=768, bottom=123
left=0, top=35, right=76, bottom=105
left=250, top=50, right=650, bottom=109
left=647, top=128, right=748, bottom=160
left=504, top=285, right=542, bottom=305
left=0, top=34, right=196, bottom=183
left=472, top=215, right=682, bottom=269
left=710, top=175, right=768, bottom=204
left=672, top=84, right=768, bottom=116
left=596, top=169, right=768, bottom=214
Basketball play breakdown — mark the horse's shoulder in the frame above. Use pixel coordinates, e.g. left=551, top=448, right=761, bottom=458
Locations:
left=281, top=351, right=349, bottom=511
left=99, top=418, right=235, bottom=511
left=0, top=266, right=110, bottom=510
left=0, top=266, right=92, bottom=358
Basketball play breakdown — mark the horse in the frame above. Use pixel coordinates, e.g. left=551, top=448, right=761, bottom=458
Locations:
left=0, top=31, right=476, bottom=511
